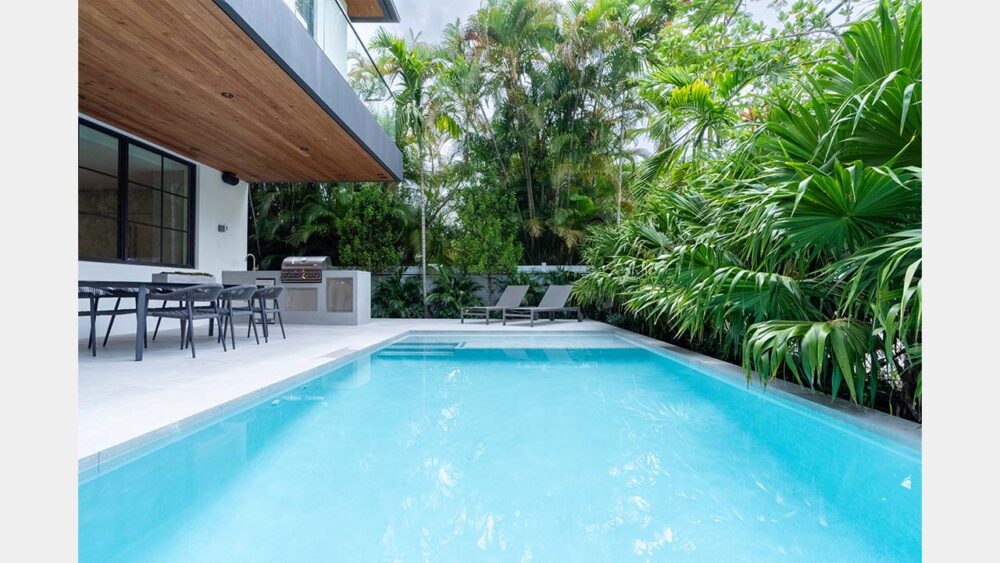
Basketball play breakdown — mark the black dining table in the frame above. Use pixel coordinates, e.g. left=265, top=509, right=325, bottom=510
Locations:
left=79, top=280, right=240, bottom=361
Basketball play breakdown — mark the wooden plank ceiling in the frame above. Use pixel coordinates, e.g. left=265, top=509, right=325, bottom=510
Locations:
left=345, top=0, right=391, bottom=20
left=79, top=0, right=393, bottom=182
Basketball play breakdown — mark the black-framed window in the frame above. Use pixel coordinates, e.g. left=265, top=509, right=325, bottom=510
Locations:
left=78, top=119, right=196, bottom=267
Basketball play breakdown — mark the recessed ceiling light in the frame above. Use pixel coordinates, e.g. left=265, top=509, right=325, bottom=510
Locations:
left=220, top=91, right=234, bottom=99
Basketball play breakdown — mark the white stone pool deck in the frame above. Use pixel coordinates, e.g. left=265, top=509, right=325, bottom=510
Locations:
left=79, top=318, right=921, bottom=477
left=79, top=319, right=616, bottom=472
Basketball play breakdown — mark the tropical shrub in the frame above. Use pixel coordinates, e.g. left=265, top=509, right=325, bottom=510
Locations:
left=372, top=269, right=423, bottom=318
left=453, top=187, right=523, bottom=303
left=335, top=184, right=411, bottom=272
left=575, top=1, right=922, bottom=420
left=428, top=266, right=483, bottom=318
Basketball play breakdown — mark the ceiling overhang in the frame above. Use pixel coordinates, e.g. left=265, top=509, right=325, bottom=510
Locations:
left=79, top=0, right=403, bottom=183
left=345, top=0, right=400, bottom=23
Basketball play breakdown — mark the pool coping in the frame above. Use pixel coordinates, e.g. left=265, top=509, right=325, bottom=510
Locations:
left=79, top=325, right=921, bottom=479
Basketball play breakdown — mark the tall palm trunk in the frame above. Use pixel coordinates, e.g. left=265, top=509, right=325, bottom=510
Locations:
left=516, top=107, right=536, bottom=221
left=419, top=140, right=429, bottom=318
left=616, top=108, right=625, bottom=225
left=478, top=103, right=509, bottom=178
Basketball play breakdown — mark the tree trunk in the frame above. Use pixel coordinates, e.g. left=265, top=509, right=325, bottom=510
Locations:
left=419, top=142, right=429, bottom=318
left=520, top=134, right=536, bottom=220
left=514, top=104, right=536, bottom=221
left=478, top=103, right=509, bottom=178
left=616, top=101, right=626, bottom=225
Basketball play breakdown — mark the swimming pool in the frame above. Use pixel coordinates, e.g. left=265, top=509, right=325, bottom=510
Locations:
left=79, top=332, right=921, bottom=561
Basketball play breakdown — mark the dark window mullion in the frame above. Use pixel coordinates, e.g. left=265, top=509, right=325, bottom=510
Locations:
left=159, top=163, right=165, bottom=263
left=127, top=219, right=187, bottom=231
left=117, top=137, right=128, bottom=260
left=78, top=165, right=118, bottom=181
left=188, top=162, right=196, bottom=266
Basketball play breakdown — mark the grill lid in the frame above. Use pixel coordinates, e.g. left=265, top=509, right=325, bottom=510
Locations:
left=280, top=256, right=332, bottom=270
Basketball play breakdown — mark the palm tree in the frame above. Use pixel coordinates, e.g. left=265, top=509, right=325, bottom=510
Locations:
left=371, top=30, right=457, bottom=317
left=466, top=0, right=559, bottom=223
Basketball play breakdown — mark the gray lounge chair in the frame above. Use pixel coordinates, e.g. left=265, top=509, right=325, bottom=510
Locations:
left=502, top=285, right=583, bottom=326
left=461, top=285, right=529, bottom=325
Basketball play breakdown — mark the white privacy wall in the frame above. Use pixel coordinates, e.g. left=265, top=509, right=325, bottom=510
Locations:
left=78, top=116, right=249, bottom=340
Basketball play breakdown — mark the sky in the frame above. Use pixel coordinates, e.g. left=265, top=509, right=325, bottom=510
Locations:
left=353, top=0, right=786, bottom=46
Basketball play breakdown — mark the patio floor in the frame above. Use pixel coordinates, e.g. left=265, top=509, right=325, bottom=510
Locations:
left=79, top=318, right=613, bottom=469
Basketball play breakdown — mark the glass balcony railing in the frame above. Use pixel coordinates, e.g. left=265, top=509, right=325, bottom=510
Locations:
left=283, top=0, right=396, bottom=139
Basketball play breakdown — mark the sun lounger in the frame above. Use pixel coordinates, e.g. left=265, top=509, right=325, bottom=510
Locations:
left=461, top=285, right=529, bottom=324
left=502, top=285, right=583, bottom=326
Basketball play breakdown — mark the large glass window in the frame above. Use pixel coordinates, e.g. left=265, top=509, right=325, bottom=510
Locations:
left=78, top=120, right=195, bottom=266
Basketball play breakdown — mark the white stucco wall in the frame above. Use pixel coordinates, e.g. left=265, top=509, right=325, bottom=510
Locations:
left=78, top=115, right=249, bottom=339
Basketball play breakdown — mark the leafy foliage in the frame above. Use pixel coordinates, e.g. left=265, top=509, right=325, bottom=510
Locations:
left=335, top=184, right=410, bottom=272
left=452, top=187, right=523, bottom=302
left=576, top=0, right=923, bottom=420
left=427, top=266, right=484, bottom=318
left=372, top=269, right=424, bottom=318
left=250, top=182, right=414, bottom=270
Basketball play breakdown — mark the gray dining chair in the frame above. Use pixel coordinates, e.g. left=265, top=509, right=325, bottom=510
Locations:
left=78, top=285, right=113, bottom=357
left=218, top=284, right=260, bottom=349
left=249, top=286, right=286, bottom=342
left=146, top=284, right=225, bottom=358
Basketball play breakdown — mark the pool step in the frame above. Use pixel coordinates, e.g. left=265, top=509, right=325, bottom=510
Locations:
left=387, top=342, right=459, bottom=350
left=376, top=351, right=454, bottom=358
left=375, top=341, right=460, bottom=359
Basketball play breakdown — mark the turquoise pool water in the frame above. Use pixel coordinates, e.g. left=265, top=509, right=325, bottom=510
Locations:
left=79, top=334, right=921, bottom=562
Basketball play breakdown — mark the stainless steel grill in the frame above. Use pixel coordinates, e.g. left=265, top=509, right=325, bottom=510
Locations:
left=280, top=256, right=332, bottom=283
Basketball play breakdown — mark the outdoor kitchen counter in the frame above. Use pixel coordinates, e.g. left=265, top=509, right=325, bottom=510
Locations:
left=222, top=269, right=371, bottom=326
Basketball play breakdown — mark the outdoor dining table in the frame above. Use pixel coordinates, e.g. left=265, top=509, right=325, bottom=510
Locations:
left=78, top=280, right=240, bottom=361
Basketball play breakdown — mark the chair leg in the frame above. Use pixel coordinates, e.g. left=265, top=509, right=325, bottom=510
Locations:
left=259, top=299, right=270, bottom=343
left=227, top=304, right=235, bottom=350
left=250, top=311, right=260, bottom=345
left=180, top=319, right=187, bottom=350
left=216, top=303, right=227, bottom=353
left=102, top=297, right=122, bottom=347
left=274, top=300, right=285, bottom=339
left=152, top=301, right=168, bottom=341
left=89, top=297, right=97, bottom=357
left=187, top=303, right=196, bottom=358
